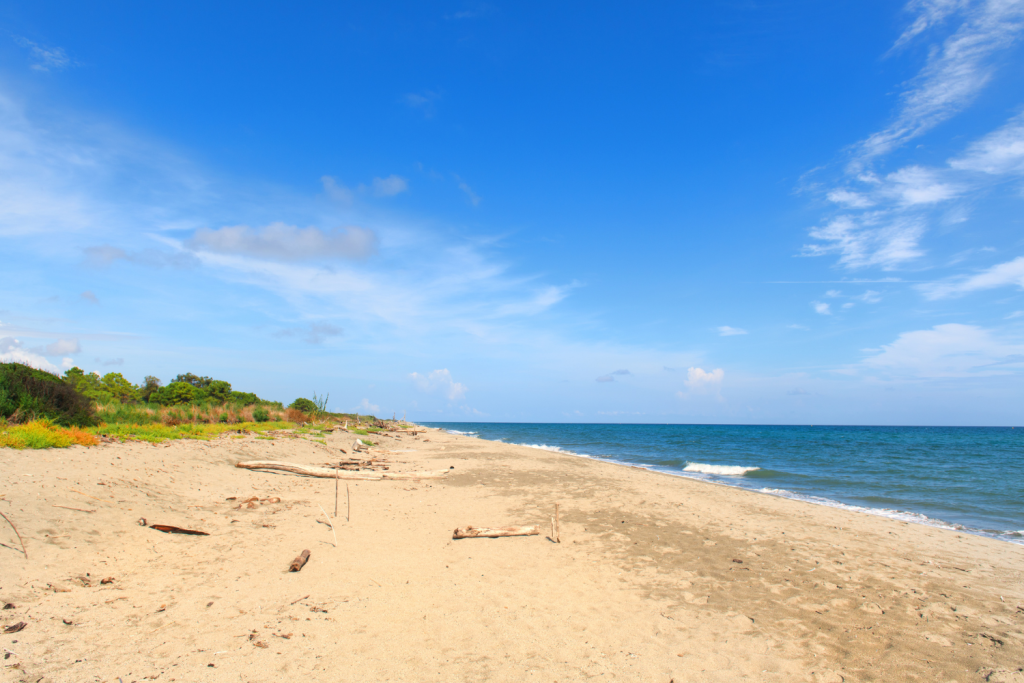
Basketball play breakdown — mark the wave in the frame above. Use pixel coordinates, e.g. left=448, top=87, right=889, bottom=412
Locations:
left=516, top=443, right=585, bottom=457
left=684, top=462, right=760, bottom=476
left=444, top=429, right=478, bottom=436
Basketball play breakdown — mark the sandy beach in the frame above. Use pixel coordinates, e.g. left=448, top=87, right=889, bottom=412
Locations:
left=2, top=427, right=1022, bottom=682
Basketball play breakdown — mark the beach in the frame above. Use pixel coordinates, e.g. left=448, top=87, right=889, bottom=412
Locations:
left=2, top=427, right=1022, bottom=682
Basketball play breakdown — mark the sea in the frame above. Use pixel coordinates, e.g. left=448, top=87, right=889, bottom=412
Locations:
left=422, top=423, right=1024, bottom=545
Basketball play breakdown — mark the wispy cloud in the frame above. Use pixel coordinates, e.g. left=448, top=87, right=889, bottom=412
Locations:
left=404, top=91, right=441, bottom=117
left=811, top=301, right=832, bottom=315
left=81, top=291, right=99, bottom=304
left=861, top=323, right=1024, bottom=377
left=717, top=326, right=748, bottom=336
left=188, top=222, right=378, bottom=262
left=274, top=323, right=344, bottom=345
left=15, top=38, right=73, bottom=72
left=370, top=175, right=408, bottom=197
left=454, top=174, right=481, bottom=206
left=856, top=0, right=1024, bottom=163
left=918, top=255, right=1024, bottom=298
left=949, top=108, right=1024, bottom=174
left=596, top=369, right=631, bottom=382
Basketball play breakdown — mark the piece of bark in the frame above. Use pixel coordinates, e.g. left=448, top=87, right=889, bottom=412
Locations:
left=289, top=550, right=311, bottom=572
left=453, top=525, right=540, bottom=539
left=3, top=622, right=27, bottom=634
left=236, top=460, right=450, bottom=480
left=149, top=524, right=209, bottom=536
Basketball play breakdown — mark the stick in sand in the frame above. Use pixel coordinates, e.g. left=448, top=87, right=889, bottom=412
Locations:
left=318, top=505, right=337, bottom=547
left=0, top=511, right=27, bottom=559
left=347, top=483, right=351, bottom=523
left=556, top=503, right=561, bottom=543
left=334, top=466, right=339, bottom=518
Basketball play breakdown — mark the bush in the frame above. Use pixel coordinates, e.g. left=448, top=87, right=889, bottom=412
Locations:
left=219, top=412, right=229, bottom=423
left=252, top=406, right=270, bottom=423
left=289, top=397, right=317, bottom=414
left=0, top=363, right=96, bottom=427
left=0, top=419, right=99, bottom=449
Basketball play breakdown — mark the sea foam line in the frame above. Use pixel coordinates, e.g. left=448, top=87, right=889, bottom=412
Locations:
left=683, top=462, right=760, bottom=476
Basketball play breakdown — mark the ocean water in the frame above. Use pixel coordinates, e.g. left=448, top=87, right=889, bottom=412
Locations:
left=423, top=423, right=1024, bottom=544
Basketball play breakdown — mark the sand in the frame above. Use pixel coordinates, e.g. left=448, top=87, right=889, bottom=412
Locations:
left=1, top=427, right=1022, bottom=683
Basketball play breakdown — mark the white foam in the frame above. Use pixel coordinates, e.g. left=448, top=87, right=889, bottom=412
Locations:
left=684, top=463, right=760, bottom=476
left=517, top=443, right=585, bottom=457
left=445, top=429, right=478, bottom=436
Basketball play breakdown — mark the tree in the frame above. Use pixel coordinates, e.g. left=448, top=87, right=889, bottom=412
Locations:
left=140, top=376, right=162, bottom=402
left=150, top=381, right=195, bottom=406
left=173, top=373, right=213, bottom=388
left=101, top=372, right=139, bottom=403
left=205, top=380, right=232, bottom=403
left=289, top=397, right=317, bottom=413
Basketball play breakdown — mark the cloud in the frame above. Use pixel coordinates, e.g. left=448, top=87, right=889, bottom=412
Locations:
left=1007, top=310, right=1024, bottom=319
left=494, top=284, right=575, bottom=317
left=45, top=338, right=80, bottom=355
left=357, top=398, right=380, bottom=414
left=0, top=337, right=59, bottom=373
left=370, top=175, right=408, bottom=197
left=812, top=301, right=832, bottom=315
left=788, top=324, right=810, bottom=330
left=596, top=369, right=631, bottom=382
left=454, top=174, right=481, bottom=206
left=81, top=291, right=98, bottom=304
left=802, top=215, right=925, bottom=270
left=827, top=189, right=875, bottom=208
left=274, top=323, right=344, bottom=345
left=883, top=165, right=960, bottom=205
left=410, top=368, right=467, bottom=401
left=84, top=244, right=200, bottom=269
left=855, top=290, right=882, bottom=303
left=856, top=0, right=1024, bottom=162
left=717, top=326, right=748, bottom=336
left=918, top=256, right=1024, bottom=298
left=684, top=366, right=724, bottom=389
left=861, top=323, right=1024, bottom=377
left=404, top=91, right=440, bottom=117
left=15, top=38, right=73, bottom=71
left=188, top=222, right=377, bottom=262
left=949, top=109, right=1024, bottom=174
left=321, top=176, right=354, bottom=203
left=99, top=357, right=124, bottom=366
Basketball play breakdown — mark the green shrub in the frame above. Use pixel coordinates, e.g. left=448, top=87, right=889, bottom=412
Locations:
left=252, top=406, right=270, bottom=423
left=0, top=363, right=96, bottom=427
left=289, top=397, right=317, bottom=413
left=219, top=412, right=229, bottom=423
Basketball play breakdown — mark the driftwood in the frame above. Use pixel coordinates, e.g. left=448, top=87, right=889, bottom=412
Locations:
left=149, top=524, right=209, bottom=536
left=289, top=550, right=310, bottom=572
left=453, top=525, right=540, bottom=539
left=0, top=511, right=27, bottom=559
left=236, top=461, right=449, bottom=480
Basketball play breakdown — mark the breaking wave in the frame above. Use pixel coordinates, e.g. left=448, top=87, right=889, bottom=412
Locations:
left=683, top=462, right=760, bottom=476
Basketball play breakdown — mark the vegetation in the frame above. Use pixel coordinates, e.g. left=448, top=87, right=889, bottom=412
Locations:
left=0, top=363, right=96, bottom=426
left=0, top=361, right=388, bottom=450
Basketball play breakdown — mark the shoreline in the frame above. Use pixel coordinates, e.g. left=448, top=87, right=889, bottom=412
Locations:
left=430, top=424, right=1024, bottom=547
left=2, top=426, right=1022, bottom=681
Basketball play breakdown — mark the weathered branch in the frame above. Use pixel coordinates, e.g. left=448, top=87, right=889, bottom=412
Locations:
left=453, top=526, right=540, bottom=539
left=236, top=461, right=449, bottom=480
left=289, top=550, right=310, bottom=572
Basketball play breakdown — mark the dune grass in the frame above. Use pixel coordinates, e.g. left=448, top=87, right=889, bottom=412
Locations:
left=91, top=420, right=294, bottom=444
left=0, top=420, right=100, bottom=449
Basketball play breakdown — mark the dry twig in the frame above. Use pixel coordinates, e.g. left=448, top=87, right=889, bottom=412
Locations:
left=0, top=511, right=27, bottom=559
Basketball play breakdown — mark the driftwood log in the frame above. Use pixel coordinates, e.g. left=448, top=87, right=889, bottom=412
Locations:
left=289, top=549, right=310, bottom=572
left=236, top=461, right=450, bottom=480
left=453, top=525, right=540, bottom=539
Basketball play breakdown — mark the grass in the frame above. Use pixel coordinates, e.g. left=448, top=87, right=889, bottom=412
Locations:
left=0, top=420, right=99, bottom=449
left=91, top=420, right=294, bottom=444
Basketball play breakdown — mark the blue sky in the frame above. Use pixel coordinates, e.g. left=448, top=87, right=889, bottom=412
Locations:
left=2, top=1, right=1023, bottom=425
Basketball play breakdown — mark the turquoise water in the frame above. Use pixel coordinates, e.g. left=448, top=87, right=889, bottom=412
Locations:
left=424, top=423, right=1024, bottom=544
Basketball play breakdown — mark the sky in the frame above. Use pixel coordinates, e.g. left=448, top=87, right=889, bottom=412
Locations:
left=1, top=1, right=1023, bottom=425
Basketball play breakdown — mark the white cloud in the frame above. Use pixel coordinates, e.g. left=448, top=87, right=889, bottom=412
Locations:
left=61, top=357, right=74, bottom=369
left=684, top=367, right=724, bottom=388
left=188, top=222, right=377, bottom=261
left=596, top=369, right=631, bottom=382
left=370, top=175, right=408, bottom=197
left=861, top=323, right=1024, bottom=377
left=855, top=290, right=882, bottom=303
left=357, top=398, right=380, bottom=414
left=454, top=174, right=481, bottom=206
left=1007, top=310, right=1024, bottom=319
left=890, top=0, right=969, bottom=51
left=856, top=0, right=1024, bottom=162
left=788, top=324, right=810, bottom=330
left=884, top=165, right=960, bottom=205
left=0, top=337, right=59, bottom=373
left=494, top=284, right=574, bottom=317
left=918, top=255, right=1024, bottom=298
left=321, top=175, right=354, bottom=203
left=802, top=214, right=926, bottom=270
left=949, top=109, right=1024, bottom=174
left=274, top=323, right=343, bottom=345
left=410, top=368, right=467, bottom=401
left=81, top=291, right=99, bottom=304
left=45, top=338, right=80, bottom=355
left=717, top=326, right=748, bottom=336
left=827, top=189, right=875, bottom=208
left=812, top=301, right=832, bottom=315
left=15, top=38, right=72, bottom=72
